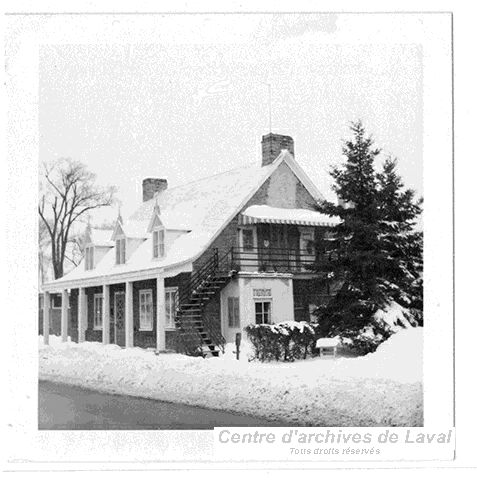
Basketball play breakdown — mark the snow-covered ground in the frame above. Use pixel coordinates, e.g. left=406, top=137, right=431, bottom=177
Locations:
left=39, top=328, right=423, bottom=426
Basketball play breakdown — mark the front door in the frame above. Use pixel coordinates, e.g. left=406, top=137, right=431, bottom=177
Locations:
left=114, top=291, right=126, bottom=347
left=257, top=224, right=271, bottom=271
left=287, top=225, right=300, bottom=270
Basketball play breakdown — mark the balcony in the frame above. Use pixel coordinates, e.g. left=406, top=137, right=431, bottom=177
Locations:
left=229, top=246, right=335, bottom=274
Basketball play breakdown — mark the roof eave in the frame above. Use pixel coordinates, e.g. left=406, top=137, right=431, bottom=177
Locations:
left=41, top=259, right=194, bottom=292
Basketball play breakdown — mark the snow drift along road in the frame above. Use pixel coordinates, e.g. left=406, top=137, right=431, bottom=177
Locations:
left=38, top=328, right=423, bottom=427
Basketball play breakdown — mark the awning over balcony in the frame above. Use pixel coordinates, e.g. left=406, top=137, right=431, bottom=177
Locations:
left=240, top=205, right=340, bottom=227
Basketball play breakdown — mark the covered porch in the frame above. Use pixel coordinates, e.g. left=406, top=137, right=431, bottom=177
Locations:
left=41, top=274, right=186, bottom=351
left=234, top=205, right=339, bottom=273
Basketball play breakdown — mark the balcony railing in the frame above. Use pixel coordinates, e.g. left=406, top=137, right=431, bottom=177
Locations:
left=229, top=247, right=336, bottom=274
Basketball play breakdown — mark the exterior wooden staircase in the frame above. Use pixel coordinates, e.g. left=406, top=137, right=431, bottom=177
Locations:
left=175, top=249, right=234, bottom=357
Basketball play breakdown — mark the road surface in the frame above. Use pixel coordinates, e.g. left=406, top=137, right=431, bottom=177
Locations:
left=39, top=380, right=286, bottom=430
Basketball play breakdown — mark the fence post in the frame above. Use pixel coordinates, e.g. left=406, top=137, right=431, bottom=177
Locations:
left=235, top=332, right=241, bottom=360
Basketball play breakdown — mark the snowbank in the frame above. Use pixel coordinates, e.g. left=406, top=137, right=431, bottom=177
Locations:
left=39, top=329, right=423, bottom=427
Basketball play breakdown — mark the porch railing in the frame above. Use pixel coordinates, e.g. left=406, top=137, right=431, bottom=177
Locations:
left=229, top=246, right=336, bottom=273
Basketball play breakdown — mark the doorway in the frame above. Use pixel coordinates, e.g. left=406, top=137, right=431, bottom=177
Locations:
left=114, top=291, right=126, bottom=347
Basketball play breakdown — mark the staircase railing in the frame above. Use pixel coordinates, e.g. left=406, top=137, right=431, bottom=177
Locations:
left=174, top=327, right=206, bottom=356
left=203, top=314, right=226, bottom=353
left=177, top=248, right=219, bottom=311
left=175, top=248, right=232, bottom=356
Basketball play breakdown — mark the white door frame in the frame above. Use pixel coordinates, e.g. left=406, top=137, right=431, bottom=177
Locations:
left=113, top=290, right=125, bottom=345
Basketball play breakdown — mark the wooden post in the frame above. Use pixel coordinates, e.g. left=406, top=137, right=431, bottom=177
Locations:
left=125, top=281, right=134, bottom=348
left=156, top=277, right=166, bottom=351
left=235, top=332, right=241, bottom=360
left=61, top=289, right=69, bottom=342
left=102, top=284, right=110, bottom=345
left=43, top=292, right=50, bottom=345
left=78, top=287, right=86, bottom=342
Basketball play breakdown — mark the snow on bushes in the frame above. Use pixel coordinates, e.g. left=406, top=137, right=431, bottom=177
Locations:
left=337, top=302, right=420, bottom=355
left=374, top=301, right=415, bottom=331
left=245, top=321, right=318, bottom=362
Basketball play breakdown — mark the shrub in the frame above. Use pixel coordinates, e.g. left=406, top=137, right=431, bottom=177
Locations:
left=349, top=323, right=391, bottom=355
left=244, top=321, right=319, bottom=362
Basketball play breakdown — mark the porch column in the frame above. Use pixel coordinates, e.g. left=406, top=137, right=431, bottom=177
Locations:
left=61, top=289, right=69, bottom=342
left=125, top=281, right=134, bottom=348
left=156, top=276, right=166, bottom=351
left=78, top=287, right=87, bottom=343
left=102, top=284, right=110, bottom=345
left=43, top=292, right=50, bottom=345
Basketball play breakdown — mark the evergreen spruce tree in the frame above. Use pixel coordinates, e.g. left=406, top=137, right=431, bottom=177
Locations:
left=315, top=121, right=423, bottom=352
left=316, top=121, right=385, bottom=342
left=376, top=157, right=423, bottom=324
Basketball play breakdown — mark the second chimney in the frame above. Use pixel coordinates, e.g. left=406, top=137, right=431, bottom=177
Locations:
left=261, top=133, right=294, bottom=166
left=142, top=178, right=168, bottom=202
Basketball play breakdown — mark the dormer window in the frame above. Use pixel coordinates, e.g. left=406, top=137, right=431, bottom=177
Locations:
left=116, top=237, right=126, bottom=264
left=85, top=246, right=94, bottom=270
left=152, top=228, right=165, bottom=258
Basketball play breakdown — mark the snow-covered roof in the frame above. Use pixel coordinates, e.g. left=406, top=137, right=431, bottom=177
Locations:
left=43, top=150, right=328, bottom=290
left=89, top=228, right=114, bottom=247
left=316, top=337, right=341, bottom=348
left=119, top=219, right=149, bottom=239
left=241, top=205, right=340, bottom=227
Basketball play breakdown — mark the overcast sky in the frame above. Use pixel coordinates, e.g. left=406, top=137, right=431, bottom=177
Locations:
left=39, top=14, right=422, bottom=225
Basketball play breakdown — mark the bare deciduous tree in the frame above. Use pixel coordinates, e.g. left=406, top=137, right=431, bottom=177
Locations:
left=38, top=158, right=116, bottom=279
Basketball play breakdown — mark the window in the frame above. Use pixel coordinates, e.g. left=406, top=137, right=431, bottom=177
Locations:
left=93, top=294, right=103, bottom=329
left=85, top=246, right=94, bottom=270
left=227, top=297, right=240, bottom=328
left=153, top=229, right=165, bottom=258
left=39, top=295, right=44, bottom=310
left=51, top=294, right=62, bottom=309
left=139, top=289, right=153, bottom=331
left=165, top=287, right=178, bottom=329
left=152, top=231, right=158, bottom=258
left=116, top=237, right=126, bottom=264
left=242, top=229, right=254, bottom=251
left=255, top=301, right=271, bottom=324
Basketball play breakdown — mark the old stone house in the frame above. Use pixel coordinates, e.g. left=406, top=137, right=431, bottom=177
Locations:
left=41, top=133, right=339, bottom=356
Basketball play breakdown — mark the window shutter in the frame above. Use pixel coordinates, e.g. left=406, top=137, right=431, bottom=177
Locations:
left=233, top=297, right=240, bottom=327
left=153, top=231, right=158, bottom=257
left=228, top=297, right=234, bottom=327
left=165, top=291, right=171, bottom=328
left=159, top=230, right=165, bottom=257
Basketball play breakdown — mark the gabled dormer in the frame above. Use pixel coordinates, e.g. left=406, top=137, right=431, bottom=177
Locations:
left=111, top=209, right=148, bottom=265
left=148, top=200, right=165, bottom=259
left=111, top=211, right=127, bottom=265
left=84, top=224, right=114, bottom=271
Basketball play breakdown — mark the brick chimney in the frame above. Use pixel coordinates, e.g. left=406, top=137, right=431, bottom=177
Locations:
left=261, top=133, right=294, bottom=166
left=142, top=178, right=168, bottom=202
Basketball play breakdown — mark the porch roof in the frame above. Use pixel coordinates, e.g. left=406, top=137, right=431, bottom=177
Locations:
left=240, top=205, right=340, bottom=227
